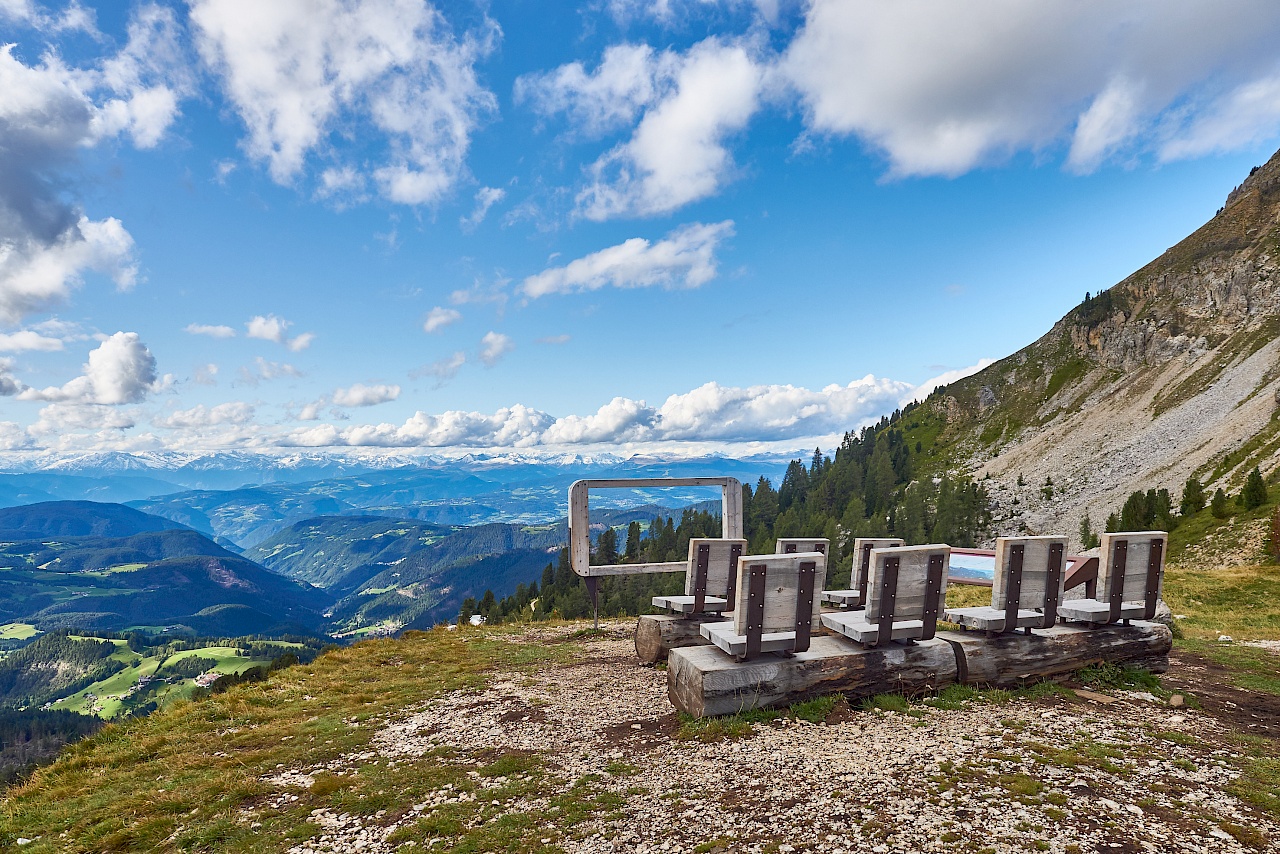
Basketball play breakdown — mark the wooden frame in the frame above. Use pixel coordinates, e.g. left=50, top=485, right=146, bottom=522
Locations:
left=568, top=477, right=743, bottom=578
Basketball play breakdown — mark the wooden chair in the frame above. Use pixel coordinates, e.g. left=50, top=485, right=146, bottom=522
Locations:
left=651, top=538, right=748, bottom=615
left=822, top=537, right=904, bottom=608
left=775, top=537, right=830, bottom=557
left=944, top=535, right=1066, bottom=634
left=700, top=552, right=826, bottom=660
left=821, top=545, right=949, bottom=646
left=1058, top=531, right=1165, bottom=625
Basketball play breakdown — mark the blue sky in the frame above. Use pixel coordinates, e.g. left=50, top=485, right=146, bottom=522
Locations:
left=2, top=0, right=1280, bottom=458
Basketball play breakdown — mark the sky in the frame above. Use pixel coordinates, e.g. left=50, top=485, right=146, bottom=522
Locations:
left=3, top=0, right=1280, bottom=460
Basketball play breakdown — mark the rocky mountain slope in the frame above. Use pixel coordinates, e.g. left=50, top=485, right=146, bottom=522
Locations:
left=925, top=147, right=1280, bottom=544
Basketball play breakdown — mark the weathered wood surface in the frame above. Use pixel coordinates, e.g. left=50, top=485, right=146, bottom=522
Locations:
left=668, top=635, right=958, bottom=717
left=775, top=538, right=830, bottom=555
left=667, top=620, right=1173, bottom=716
left=943, top=605, right=1044, bottom=632
left=634, top=614, right=719, bottom=664
left=867, top=544, right=950, bottom=622
left=1099, top=531, right=1166, bottom=603
left=702, top=621, right=805, bottom=658
left=1055, top=599, right=1145, bottom=625
left=731, top=552, right=826, bottom=636
left=939, top=620, right=1172, bottom=686
left=992, top=535, right=1067, bottom=610
left=821, top=612, right=927, bottom=644
left=683, top=538, right=748, bottom=599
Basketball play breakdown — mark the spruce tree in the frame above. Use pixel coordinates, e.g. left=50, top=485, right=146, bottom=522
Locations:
left=623, top=521, right=641, bottom=560
left=1211, top=488, right=1229, bottom=519
left=1180, top=477, right=1206, bottom=515
left=1243, top=466, right=1268, bottom=510
left=594, top=527, right=619, bottom=565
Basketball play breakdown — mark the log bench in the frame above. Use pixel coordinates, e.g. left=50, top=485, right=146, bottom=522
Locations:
left=667, top=619, right=1172, bottom=717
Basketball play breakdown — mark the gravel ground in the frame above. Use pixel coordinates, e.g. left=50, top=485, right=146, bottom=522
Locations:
left=278, top=622, right=1276, bottom=854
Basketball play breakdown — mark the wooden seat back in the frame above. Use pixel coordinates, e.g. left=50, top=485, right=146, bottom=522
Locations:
left=850, top=537, right=905, bottom=602
left=866, top=545, right=950, bottom=642
left=1098, top=531, right=1166, bottom=621
left=684, top=538, right=748, bottom=613
left=775, top=538, right=830, bottom=557
left=991, top=535, right=1067, bottom=630
left=732, top=552, right=827, bottom=658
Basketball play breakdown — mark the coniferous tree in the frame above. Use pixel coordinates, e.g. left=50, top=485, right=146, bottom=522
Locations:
left=1079, top=513, right=1100, bottom=549
left=1211, top=488, right=1229, bottom=519
left=623, top=521, right=641, bottom=561
left=1180, top=477, right=1206, bottom=515
left=594, top=527, right=619, bottom=565
left=1243, top=466, right=1268, bottom=510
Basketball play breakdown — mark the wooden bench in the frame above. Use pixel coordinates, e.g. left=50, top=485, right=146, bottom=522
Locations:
left=775, top=537, right=830, bottom=556
left=944, top=535, right=1066, bottom=634
left=821, top=544, right=950, bottom=645
left=1058, top=531, right=1165, bottom=625
left=700, top=552, right=826, bottom=660
left=822, top=537, right=904, bottom=608
left=651, top=538, right=748, bottom=615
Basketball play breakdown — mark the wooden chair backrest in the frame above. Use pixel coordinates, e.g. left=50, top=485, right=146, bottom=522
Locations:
left=851, top=537, right=905, bottom=600
left=775, top=538, right=830, bottom=557
left=991, top=535, right=1067, bottom=629
left=1098, top=531, right=1166, bottom=620
left=683, top=538, right=748, bottom=612
left=866, top=545, right=950, bottom=641
left=731, top=552, right=826, bottom=657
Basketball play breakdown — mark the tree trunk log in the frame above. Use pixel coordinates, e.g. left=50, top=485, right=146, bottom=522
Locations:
left=668, top=635, right=957, bottom=717
left=939, top=620, right=1172, bottom=686
left=667, top=620, right=1172, bottom=718
left=635, top=614, right=720, bottom=664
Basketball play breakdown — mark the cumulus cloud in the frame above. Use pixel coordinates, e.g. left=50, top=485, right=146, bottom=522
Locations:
left=245, top=314, right=314, bottom=351
left=0, top=420, right=33, bottom=450
left=782, top=0, right=1280, bottom=177
left=154, top=401, right=255, bottom=429
left=237, top=356, right=302, bottom=385
left=899, top=358, right=998, bottom=407
left=423, top=306, right=461, bottom=333
left=332, top=382, right=400, bottom=407
left=0, top=357, right=24, bottom=395
left=189, top=0, right=498, bottom=205
left=17, top=332, right=160, bottom=405
left=517, top=43, right=672, bottom=137
left=460, top=186, right=505, bottom=229
left=568, top=38, right=764, bottom=218
left=479, top=331, right=513, bottom=366
left=522, top=221, right=733, bottom=298
left=0, top=329, right=63, bottom=351
left=185, top=323, right=236, bottom=338
left=0, top=7, right=191, bottom=323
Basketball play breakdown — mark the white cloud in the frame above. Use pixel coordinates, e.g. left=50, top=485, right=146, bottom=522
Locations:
left=154, top=401, right=255, bottom=429
left=0, top=420, right=32, bottom=450
left=522, top=221, right=733, bottom=298
left=189, top=0, right=498, bottom=205
left=0, top=4, right=192, bottom=324
left=423, top=306, right=462, bottom=333
left=17, top=332, right=160, bottom=405
left=245, top=314, right=314, bottom=351
left=537, top=334, right=571, bottom=345
left=237, top=356, right=302, bottom=385
left=782, top=0, right=1280, bottom=177
left=284, top=403, right=555, bottom=448
left=185, top=323, right=236, bottom=338
left=516, top=43, right=670, bottom=137
left=479, top=331, right=513, bottom=367
left=0, top=329, right=63, bottom=351
left=460, top=186, right=505, bottom=229
left=411, top=350, right=466, bottom=383
left=573, top=38, right=763, bottom=218
left=0, top=357, right=24, bottom=395
left=194, top=363, right=219, bottom=385
left=332, top=382, right=400, bottom=407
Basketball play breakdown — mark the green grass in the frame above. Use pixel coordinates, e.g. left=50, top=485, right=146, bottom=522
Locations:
left=0, top=622, right=39, bottom=640
left=1163, top=563, right=1280, bottom=642
left=1078, top=662, right=1168, bottom=696
left=0, top=626, right=575, bottom=852
left=1176, top=638, right=1280, bottom=695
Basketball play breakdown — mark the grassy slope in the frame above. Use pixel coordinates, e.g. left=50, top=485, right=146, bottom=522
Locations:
left=0, top=624, right=38, bottom=641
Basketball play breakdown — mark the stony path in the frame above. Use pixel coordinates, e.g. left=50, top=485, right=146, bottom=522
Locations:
left=280, top=622, right=1276, bottom=854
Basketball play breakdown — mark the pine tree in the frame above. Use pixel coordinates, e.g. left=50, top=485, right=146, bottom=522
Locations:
left=1211, top=488, right=1229, bottom=519
left=1243, top=466, right=1268, bottom=510
left=623, top=521, right=641, bottom=561
left=1079, top=513, right=1099, bottom=549
left=594, top=527, right=619, bottom=565
left=1180, top=476, right=1206, bottom=515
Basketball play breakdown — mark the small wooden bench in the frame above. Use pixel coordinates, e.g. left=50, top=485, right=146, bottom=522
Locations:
left=700, top=552, right=826, bottom=660
left=1058, top=531, right=1165, bottom=625
left=822, top=537, right=904, bottom=608
left=822, top=544, right=950, bottom=645
left=651, top=538, right=748, bottom=615
left=944, top=535, right=1066, bottom=634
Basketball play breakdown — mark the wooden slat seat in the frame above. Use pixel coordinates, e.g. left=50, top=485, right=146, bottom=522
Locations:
left=821, top=544, right=949, bottom=647
left=944, top=535, right=1067, bottom=634
left=1058, top=531, right=1166, bottom=626
left=698, top=551, right=826, bottom=660
left=651, top=538, right=747, bottom=616
left=821, top=537, right=904, bottom=609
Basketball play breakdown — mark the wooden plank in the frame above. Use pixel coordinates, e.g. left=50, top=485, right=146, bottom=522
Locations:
left=940, top=620, right=1172, bottom=685
left=651, top=594, right=728, bottom=615
left=867, top=544, right=951, bottom=623
left=683, top=539, right=748, bottom=600
left=722, top=483, right=743, bottom=539
left=569, top=480, right=591, bottom=577
left=1100, top=531, right=1166, bottom=604
left=580, top=561, right=686, bottom=577
left=668, top=635, right=958, bottom=717
left=731, top=553, right=826, bottom=636
left=635, top=614, right=720, bottom=664
left=574, top=477, right=742, bottom=489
